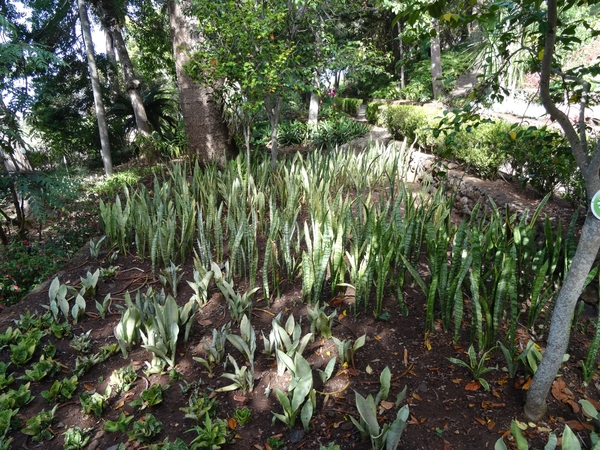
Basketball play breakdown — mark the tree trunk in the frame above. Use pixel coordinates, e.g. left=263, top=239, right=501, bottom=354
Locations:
left=524, top=0, right=600, bottom=421
left=104, top=29, right=120, bottom=100
left=167, top=0, right=234, bottom=167
left=92, top=0, right=152, bottom=138
left=397, top=21, right=405, bottom=89
left=110, top=26, right=152, bottom=137
left=430, top=19, right=444, bottom=100
left=265, top=94, right=283, bottom=171
left=78, top=0, right=113, bottom=176
left=308, top=92, right=319, bottom=125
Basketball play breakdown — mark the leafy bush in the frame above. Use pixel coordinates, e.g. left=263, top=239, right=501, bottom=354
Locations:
left=441, top=120, right=513, bottom=179
left=384, top=105, right=440, bottom=148
left=365, top=102, right=384, bottom=125
left=503, top=125, right=578, bottom=195
left=277, top=121, right=308, bottom=146
left=0, top=241, right=69, bottom=308
left=334, top=98, right=363, bottom=116
left=311, top=117, right=370, bottom=150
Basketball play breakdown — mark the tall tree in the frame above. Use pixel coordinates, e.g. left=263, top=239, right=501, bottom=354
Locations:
left=167, top=0, right=233, bottom=166
left=78, top=0, right=113, bottom=176
left=521, top=0, right=600, bottom=420
left=90, top=0, right=152, bottom=137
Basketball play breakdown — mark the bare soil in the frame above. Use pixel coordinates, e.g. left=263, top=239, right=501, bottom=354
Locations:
left=1, top=165, right=599, bottom=450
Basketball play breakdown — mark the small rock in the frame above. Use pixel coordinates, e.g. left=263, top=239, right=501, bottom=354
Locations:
left=290, top=428, right=305, bottom=443
left=418, top=382, right=428, bottom=393
left=341, top=422, right=354, bottom=431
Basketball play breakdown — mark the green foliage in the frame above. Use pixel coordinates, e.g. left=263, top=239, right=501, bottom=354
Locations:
left=41, top=375, right=78, bottom=404
left=0, top=240, right=71, bottom=308
left=310, top=117, right=370, bottom=150
left=447, top=345, right=497, bottom=391
left=583, top=301, right=600, bottom=383
left=272, top=351, right=316, bottom=431
left=21, top=406, right=57, bottom=442
left=80, top=392, right=107, bottom=418
left=128, top=413, right=163, bottom=443
left=266, top=436, right=285, bottom=450
left=233, top=407, right=252, bottom=425
left=365, top=102, right=386, bottom=125
left=107, top=365, right=138, bottom=394
left=306, top=302, right=336, bottom=339
left=10, top=329, right=42, bottom=366
left=104, top=412, right=135, bottom=433
left=332, top=334, right=366, bottom=368
left=495, top=421, right=581, bottom=450
left=350, top=391, right=409, bottom=450
left=130, top=383, right=168, bottom=410
left=187, top=414, right=229, bottom=450
left=62, top=426, right=92, bottom=450
left=277, top=120, right=308, bottom=146
left=504, top=124, right=579, bottom=196
left=384, top=105, right=440, bottom=148
left=180, top=390, right=218, bottom=422
left=70, top=330, right=93, bottom=353
left=193, top=323, right=229, bottom=375
left=334, top=98, right=363, bottom=116
left=19, top=356, right=60, bottom=382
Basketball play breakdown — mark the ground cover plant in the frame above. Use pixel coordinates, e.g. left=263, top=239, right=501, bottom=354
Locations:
left=0, top=142, right=598, bottom=450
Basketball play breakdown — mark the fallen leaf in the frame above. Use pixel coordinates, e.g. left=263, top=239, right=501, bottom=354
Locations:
left=198, top=319, right=212, bottom=327
left=465, top=381, right=481, bottom=391
left=564, top=420, right=585, bottom=431
left=380, top=400, right=394, bottom=410
left=424, top=332, right=432, bottom=351
left=329, top=297, right=344, bottom=307
left=412, top=393, right=422, bottom=401
left=407, top=415, right=426, bottom=425
left=443, top=439, right=451, bottom=450
left=228, top=418, right=237, bottom=429
left=492, top=390, right=501, bottom=398
left=365, top=365, right=373, bottom=375
left=551, top=379, right=568, bottom=402
left=567, top=399, right=580, bottom=414
left=497, top=377, right=509, bottom=386
left=474, top=417, right=486, bottom=426
left=487, top=419, right=496, bottom=430
left=451, top=378, right=462, bottom=384
left=522, top=378, right=532, bottom=390
left=83, top=383, right=94, bottom=391
left=114, top=400, right=125, bottom=410
left=404, top=349, right=408, bottom=366
left=374, top=335, right=382, bottom=341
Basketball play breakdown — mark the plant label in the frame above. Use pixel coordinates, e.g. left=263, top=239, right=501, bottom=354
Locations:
left=592, top=190, right=600, bottom=220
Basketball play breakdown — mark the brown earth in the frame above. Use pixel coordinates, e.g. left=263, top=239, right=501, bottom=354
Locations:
left=1, top=163, right=599, bottom=450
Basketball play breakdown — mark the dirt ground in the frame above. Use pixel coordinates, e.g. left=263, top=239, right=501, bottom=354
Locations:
left=1, top=163, right=599, bottom=450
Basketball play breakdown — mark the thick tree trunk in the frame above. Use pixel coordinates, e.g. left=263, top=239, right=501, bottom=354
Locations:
left=167, top=0, right=234, bottom=166
left=78, top=0, right=113, bottom=176
left=430, top=19, right=444, bottom=100
left=524, top=0, right=600, bottom=421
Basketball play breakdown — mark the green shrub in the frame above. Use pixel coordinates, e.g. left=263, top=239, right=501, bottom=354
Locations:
left=442, top=121, right=512, bottom=179
left=504, top=125, right=578, bottom=195
left=384, top=105, right=440, bottom=148
left=365, top=102, right=383, bottom=125
left=334, top=98, right=363, bottom=116
left=311, top=116, right=370, bottom=150
left=277, top=121, right=308, bottom=146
